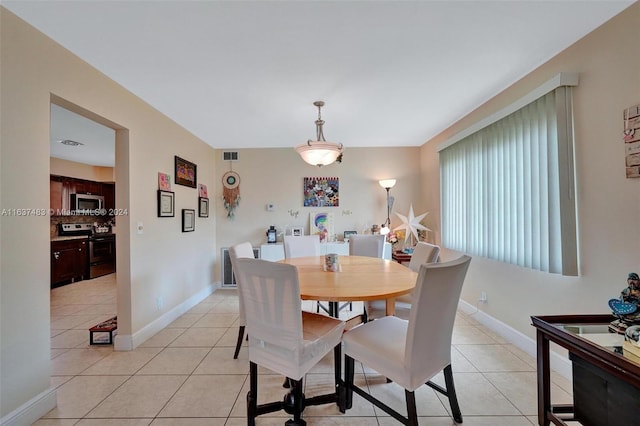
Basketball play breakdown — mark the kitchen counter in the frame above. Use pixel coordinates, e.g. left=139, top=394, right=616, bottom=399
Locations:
left=51, top=235, right=88, bottom=242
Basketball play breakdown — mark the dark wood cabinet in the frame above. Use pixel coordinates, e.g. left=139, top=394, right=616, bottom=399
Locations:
left=51, top=238, right=88, bottom=288
left=50, top=175, right=115, bottom=216
left=102, top=182, right=115, bottom=212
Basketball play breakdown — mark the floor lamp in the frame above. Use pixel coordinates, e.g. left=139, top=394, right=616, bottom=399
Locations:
left=378, top=179, right=396, bottom=235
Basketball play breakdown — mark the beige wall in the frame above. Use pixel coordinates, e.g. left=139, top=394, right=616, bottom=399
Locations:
left=420, top=4, right=640, bottom=337
left=213, top=147, right=425, bottom=273
left=0, top=8, right=216, bottom=419
left=50, top=157, right=115, bottom=182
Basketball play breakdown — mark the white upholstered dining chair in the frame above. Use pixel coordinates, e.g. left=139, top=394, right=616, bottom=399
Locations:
left=283, top=234, right=321, bottom=258
left=343, top=255, right=471, bottom=425
left=228, top=242, right=258, bottom=359
left=348, top=234, right=385, bottom=258
left=365, top=242, right=441, bottom=321
left=233, top=257, right=346, bottom=425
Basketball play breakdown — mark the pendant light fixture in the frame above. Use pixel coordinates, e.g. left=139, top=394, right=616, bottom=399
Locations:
left=295, top=101, right=343, bottom=167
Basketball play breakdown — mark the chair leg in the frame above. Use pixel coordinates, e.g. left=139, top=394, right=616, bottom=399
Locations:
left=443, top=364, right=463, bottom=423
left=405, top=389, right=418, bottom=426
left=247, top=361, right=258, bottom=426
left=284, top=378, right=306, bottom=426
left=233, top=325, right=245, bottom=359
left=344, top=355, right=355, bottom=409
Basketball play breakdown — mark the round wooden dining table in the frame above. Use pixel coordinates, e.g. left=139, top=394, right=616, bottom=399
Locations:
left=279, top=255, right=417, bottom=317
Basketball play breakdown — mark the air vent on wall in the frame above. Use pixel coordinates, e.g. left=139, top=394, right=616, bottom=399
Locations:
left=223, top=151, right=238, bottom=161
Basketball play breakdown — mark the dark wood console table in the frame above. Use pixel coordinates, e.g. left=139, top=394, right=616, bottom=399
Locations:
left=531, top=314, right=640, bottom=426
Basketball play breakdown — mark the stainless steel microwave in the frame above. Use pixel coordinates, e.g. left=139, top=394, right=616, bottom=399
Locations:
left=70, top=193, right=104, bottom=213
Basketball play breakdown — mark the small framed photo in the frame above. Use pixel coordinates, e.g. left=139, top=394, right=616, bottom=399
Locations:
left=198, top=197, right=209, bottom=218
left=343, top=230, right=357, bottom=242
left=175, top=156, right=197, bottom=188
left=292, top=226, right=304, bottom=236
left=157, top=190, right=175, bottom=217
left=182, top=209, right=195, bottom=232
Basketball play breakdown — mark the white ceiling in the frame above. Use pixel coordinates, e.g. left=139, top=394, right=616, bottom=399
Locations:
left=4, top=1, right=635, bottom=167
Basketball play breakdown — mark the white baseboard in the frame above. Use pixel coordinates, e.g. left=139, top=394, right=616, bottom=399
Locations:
left=0, top=387, right=56, bottom=426
left=458, top=299, right=572, bottom=380
left=114, top=283, right=216, bottom=351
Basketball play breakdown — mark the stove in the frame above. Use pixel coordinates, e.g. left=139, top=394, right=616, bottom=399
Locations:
left=58, top=223, right=116, bottom=279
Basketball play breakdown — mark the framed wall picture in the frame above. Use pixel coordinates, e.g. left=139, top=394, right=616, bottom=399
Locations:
left=303, top=176, right=339, bottom=207
left=182, top=209, right=195, bottom=232
left=175, top=156, right=197, bottom=188
left=292, top=226, right=304, bottom=236
left=343, top=230, right=357, bottom=242
left=157, top=190, right=175, bottom=217
left=310, top=212, right=334, bottom=242
left=199, top=197, right=209, bottom=218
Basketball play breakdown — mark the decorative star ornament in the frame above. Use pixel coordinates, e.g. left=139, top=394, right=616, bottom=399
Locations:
left=393, top=204, right=430, bottom=244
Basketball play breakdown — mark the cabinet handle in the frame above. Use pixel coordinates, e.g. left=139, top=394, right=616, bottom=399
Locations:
left=53, top=251, right=60, bottom=260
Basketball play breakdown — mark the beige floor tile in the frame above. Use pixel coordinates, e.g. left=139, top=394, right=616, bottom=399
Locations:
left=51, top=348, right=70, bottom=359
left=81, top=347, right=163, bottom=375
left=76, top=420, right=152, bottom=425
left=87, top=375, right=187, bottom=418
left=434, top=372, right=520, bottom=416
left=43, top=375, right=129, bottom=418
left=136, top=347, right=210, bottom=375
left=191, top=313, right=238, bottom=328
left=483, top=372, right=540, bottom=416
left=138, top=328, right=186, bottom=347
left=166, top=313, right=205, bottom=328
left=504, top=344, right=538, bottom=368
left=51, top=348, right=111, bottom=375
left=455, top=344, right=535, bottom=372
left=303, top=373, right=377, bottom=417
left=215, top=326, right=246, bottom=348
left=193, top=347, right=250, bottom=375
left=50, top=304, right=86, bottom=316
left=32, top=419, right=79, bottom=426
left=50, top=375, right=74, bottom=389
left=450, top=346, right=479, bottom=372
left=186, top=302, right=217, bottom=314
left=379, top=416, right=535, bottom=425
left=151, top=419, right=226, bottom=425
left=50, top=329, right=90, bottom=349
left=208, top=300, right=240, bottom=314
left=168, top=326, right=226, bottom=347
left=452, top=325, right=499, bottom=345
left=229, top=374, right=291, bottom=418
left=364, top=373, right=450, bottom=418
left=158, top=374, right=246, bottom=417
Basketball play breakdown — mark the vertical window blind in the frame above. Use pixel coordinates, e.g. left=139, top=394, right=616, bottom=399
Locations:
left=440, top=87, right=578, bottom=275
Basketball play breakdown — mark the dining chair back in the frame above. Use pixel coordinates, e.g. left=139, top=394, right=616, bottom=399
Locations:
left=343, top=255, right=472, bottom=425
left=349, top=234, right=385, bottom=258
left=234, top=257, right=346, bottom=424
left=228, top=242, right=256, bottom=359
left=284, top=234, right=321, bottom=258
left=365, top=242, right=441, bottom=320
left=407, top=241, right=440, bottom=272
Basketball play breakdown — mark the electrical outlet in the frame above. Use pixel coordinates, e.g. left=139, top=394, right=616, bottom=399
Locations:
left=479, top=291, right=488, bottom=303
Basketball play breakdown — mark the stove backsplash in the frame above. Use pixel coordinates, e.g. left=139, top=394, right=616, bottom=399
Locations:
left=50, top=215, right=114, bottom=238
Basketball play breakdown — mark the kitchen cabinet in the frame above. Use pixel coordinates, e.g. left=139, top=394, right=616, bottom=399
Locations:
left=102, top=182, right=115, bottom=213
left=50, top=175, right=115, bottom=216
left=51, top=238, right=88, bottom=288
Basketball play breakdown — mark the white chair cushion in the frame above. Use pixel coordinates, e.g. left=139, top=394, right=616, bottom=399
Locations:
left=342, top=316, right=414, bottom=389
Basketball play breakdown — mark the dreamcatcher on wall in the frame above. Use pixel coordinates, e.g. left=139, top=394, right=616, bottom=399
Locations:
left=222, top=170, right=241, bottom=218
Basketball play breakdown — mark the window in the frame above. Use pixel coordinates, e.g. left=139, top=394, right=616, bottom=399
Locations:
left=439, top=78, right=578, bottom=275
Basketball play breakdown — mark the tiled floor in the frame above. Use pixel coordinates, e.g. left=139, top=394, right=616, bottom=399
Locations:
left=37, top=274, right=573, bottom=425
